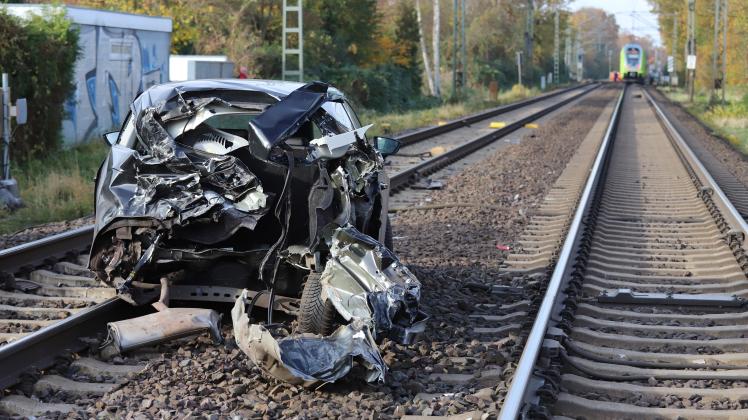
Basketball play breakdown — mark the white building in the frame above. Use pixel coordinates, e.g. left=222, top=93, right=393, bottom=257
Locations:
left=6, top=5, right=172, bottom=144
left=169, top=55, right=234, bottom=82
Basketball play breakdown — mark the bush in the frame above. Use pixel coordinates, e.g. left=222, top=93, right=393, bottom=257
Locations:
left=0, top=7, right=79, bottom=161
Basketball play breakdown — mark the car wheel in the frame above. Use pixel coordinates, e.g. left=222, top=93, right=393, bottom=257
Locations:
left=297, top=271, right=340, bottom=335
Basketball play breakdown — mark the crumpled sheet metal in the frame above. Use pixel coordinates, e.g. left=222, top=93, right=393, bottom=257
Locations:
left=321, top=227, right=427, bottom=345
left=231, top=290, right=385, bottom=386
left=232, top=226, right=426, bottom=385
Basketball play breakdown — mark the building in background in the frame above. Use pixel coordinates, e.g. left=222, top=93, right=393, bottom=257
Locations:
left=169, top=55, right=234, bottom=82
left=6, top=4, right=172, bottom=145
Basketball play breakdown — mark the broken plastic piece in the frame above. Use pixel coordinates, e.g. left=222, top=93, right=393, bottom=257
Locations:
left=496, top=244, right=511, bottom=251
left=103, top=307, right=223, bottom=354
left=308, top=124, right=373, bottom=160
left=489, top=121, right=506, bottom=129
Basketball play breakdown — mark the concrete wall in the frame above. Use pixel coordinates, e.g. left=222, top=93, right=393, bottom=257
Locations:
left=63, top=25, right=170, bottom=144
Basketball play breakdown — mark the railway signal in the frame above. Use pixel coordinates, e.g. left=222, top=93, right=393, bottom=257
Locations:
left=0, top=73, right=27, bottom=210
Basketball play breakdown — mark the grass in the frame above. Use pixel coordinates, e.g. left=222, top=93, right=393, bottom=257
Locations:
left=362, top=84, right=540, bottom=137
left=663, top=86, right=748, bottom=155
left=0, top=141, right=108, bottom=235
left=0, top=83, right=546, bottom=235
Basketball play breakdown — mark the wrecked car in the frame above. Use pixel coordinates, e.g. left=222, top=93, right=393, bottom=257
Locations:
left=90, top=80, right=427, bottom=385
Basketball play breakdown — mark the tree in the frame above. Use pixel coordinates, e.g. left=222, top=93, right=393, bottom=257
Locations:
left=394, top=2, right=422, bottom=94
left=571, top=7, right=620, bottom=79
left=416, top=0, right=435, bottom=95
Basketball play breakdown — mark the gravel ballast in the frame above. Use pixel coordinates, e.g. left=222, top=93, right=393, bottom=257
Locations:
left=649, top=88, right=748, bottom=185
left=83, top=87, right=617, bottom=419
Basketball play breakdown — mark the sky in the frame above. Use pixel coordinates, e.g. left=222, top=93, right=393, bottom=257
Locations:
left=571, top=0, right=662, bottom=46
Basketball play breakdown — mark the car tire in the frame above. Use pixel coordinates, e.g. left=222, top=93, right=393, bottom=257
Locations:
left=297, top=271, right=339, bottom=336
left=384, top=216, right=394, bottom=251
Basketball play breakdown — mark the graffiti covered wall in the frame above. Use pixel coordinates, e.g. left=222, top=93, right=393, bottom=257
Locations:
left=62, top=25, right=170, bottom=144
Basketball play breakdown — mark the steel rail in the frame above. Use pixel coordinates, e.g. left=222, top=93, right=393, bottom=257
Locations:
left=394, top=83, right=593, bottom=147
left=498, top=85, right=626, bottom=420
left=390, top=83, right=599, bottom=191
left=0, top=297, right=145, bottom=390
left=0, top=225, right=94, bottom=274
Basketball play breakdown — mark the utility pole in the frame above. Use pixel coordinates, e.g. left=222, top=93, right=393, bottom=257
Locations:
left=575, top=34, right=583, bottom=82
left=722, top=0, right=727, bottom=103
left=433, top=0, right=441, bottom=98
left=281, top=0, right=303, bottom=81
left=565, top=26, right=572, bottom=80
left=516, top=52, right=523, bottom=86
left=607, top=49, right=612, bottom=75
left=553, top=8, right=560, bottom=85
left=672, top=13, right=678, bottom=86
left=524, top=0, right=534, bottom=85
left=461, top=0, right=466, bottom=89
left=711, top=0, right=721, bottom=102
left=452, top=0, right=458, bottom=98
left=686, top=0, right=696, bottom=102
left=2, top=74, right=10, bottom=180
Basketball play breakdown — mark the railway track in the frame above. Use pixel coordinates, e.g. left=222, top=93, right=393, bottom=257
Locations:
left=0, top=83, right=597, bottom=416
left=499, top=84, right=748, bottom=419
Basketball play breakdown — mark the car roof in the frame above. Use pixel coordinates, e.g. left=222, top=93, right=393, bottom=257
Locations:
left=144, top=79, right=344, bottom=100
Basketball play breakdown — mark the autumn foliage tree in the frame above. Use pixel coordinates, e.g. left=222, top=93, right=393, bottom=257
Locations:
left=649, top=0, right=748, bottom=90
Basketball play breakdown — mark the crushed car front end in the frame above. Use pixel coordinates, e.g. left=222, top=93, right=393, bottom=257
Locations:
left=89, top=80, right=426, bottom=385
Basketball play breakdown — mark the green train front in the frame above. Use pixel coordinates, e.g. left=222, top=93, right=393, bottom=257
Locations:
left=619, top=43, right=647, bottom=81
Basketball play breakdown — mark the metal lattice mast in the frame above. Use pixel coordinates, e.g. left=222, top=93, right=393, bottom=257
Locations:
left=282, top=0, right=303, bottom=81
left=553, top=8, right=559, bottom=85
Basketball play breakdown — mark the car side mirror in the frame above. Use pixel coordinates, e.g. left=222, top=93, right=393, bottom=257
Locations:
left=103, top=131, right=119, bottom=146
left=374, top=136, right=401, bottom=157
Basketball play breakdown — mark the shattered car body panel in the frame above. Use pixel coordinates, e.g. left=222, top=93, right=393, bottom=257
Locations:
left=90, top=79, right=425, bottom=384
left=232, top=290, right=386, bottom=386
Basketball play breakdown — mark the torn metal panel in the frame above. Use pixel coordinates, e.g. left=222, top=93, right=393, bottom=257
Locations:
left=231, top=290, right=385, bottom=386
left=321, top=226, right=427, bottom=344
left=249, top=81, right=330, bottom=153
left=104, top=307, right=222, bottom=354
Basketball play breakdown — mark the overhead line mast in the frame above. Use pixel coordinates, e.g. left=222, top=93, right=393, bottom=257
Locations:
left=282, top=0, right=303, bottom=81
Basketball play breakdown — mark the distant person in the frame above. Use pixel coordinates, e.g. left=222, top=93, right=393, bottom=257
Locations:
left=613, top=72, right=619, bottom=82
left=238, top=66, right=248, bottom=79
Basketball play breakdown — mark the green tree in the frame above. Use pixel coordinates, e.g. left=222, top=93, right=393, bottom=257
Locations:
left=394, top=1, right=422, bottom=93
left=0, top=7, right=79, bottom=159
left=305, top=0, right=381, bottom=70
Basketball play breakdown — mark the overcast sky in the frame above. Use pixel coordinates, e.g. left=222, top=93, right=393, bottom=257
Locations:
left=571, top=0, right=662, bottom=45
